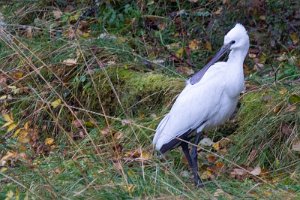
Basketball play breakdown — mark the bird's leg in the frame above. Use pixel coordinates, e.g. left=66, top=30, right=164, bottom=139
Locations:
left=181, top=141, right=203, bottom=187
left=191, top=132, right=204, bottom=187
left=181, top=142, right=193, bottom=170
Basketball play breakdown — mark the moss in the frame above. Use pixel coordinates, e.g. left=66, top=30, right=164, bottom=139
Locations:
left=78, top=66, right=185, bottom=117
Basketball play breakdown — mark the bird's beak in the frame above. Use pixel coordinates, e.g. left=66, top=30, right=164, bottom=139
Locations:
left=206, top=42, right=232, bottom=67
left=189, top=42, right=233, bottom=85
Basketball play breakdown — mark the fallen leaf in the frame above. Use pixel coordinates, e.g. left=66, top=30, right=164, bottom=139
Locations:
left=207, top=154, right=217, bottom=163
left=8, top=86, right=20, bottom=94
left=212, top=142, right=220, bottom=151
left=63, top=58, right=77, bottom=66
left=205, top=41, right=212, bottom=51
left=200, top=170, right=214, bottom=180
left=175, top=47, right=184, bottom=58
left=230, top=168, right=247, bottom=178
left=72, top=119, right=83, bottom=128
left=45, top=138, right=54, bottom=146
left=176, top=66, right=194, bottom=75
left=290, top=32, right=299, bottom=45
left=289, top=94, right=300, bottom=104
left=18, top=130, right=29, bottom=143
left=188, top=39, right=200, bottom=50
left=7, top=123, right=17, bottom=132
left=53, top=10, right=63, bottom=19
left=100, top=127, right=111, bottom=136
left=123, top=184, right=135, bottom=193
left=51, top=99, right=62, bottom=108
left=292, top=141, right=300, bottom=152
left=250, top=166, right=261, bottom=176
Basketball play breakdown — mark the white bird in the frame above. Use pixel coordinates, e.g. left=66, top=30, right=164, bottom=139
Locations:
left=153, top=24, right=250, bottom=187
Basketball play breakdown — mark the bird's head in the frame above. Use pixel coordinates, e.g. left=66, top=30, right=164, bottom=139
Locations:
left=224, top=23, right=249, bottom=51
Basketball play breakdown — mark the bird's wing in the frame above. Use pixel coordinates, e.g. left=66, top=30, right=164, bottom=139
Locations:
left=153, top=62, right=226, bottom=151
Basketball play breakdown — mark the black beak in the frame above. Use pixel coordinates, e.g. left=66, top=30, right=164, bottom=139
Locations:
left=189, top=42, right=233, bottom=85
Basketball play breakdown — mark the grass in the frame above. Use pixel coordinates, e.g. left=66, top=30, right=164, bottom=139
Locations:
left=0, top=0, right=300, bottom=199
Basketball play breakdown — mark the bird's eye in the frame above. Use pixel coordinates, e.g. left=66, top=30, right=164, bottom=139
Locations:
left=231, top=40, right=236, bottom=44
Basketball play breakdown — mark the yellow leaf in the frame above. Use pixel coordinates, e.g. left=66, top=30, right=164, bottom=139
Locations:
left=0, top=95, right=8, bottom=100
left=2, top=121, right=13, bottom=128
left=13, top=71, right=24, bottom=79
left=45, top=138, right=54, bottom=146
left=188, top=39, right=200, bottom=50
left=140, top=151, right=152, bottom=161
left=13, top=129, right=22, bottom=138
left=290, top=32, right=299, bottom=45
left=175, top=47, right=184, bottom=58
left=0, top=167, right=7, bottom=172
left=212, top=142, right=220, bottom=151
left=5, top=190, right=14, bottom=200
left=205, top=41, right=212, bottom=51
left=2, top=113, right=13, bottom=123
left=8, top=86, right=20, bottom=94
left=7, top=123, right=17, bottom=132
left=51, top=99, right=62, bottom=108
left=18, top=132, right=30, bottom=144
left=81, top=32, right=90, bottom=38
left=123, top=184, right=135, bottom=193
left=24, top=122, right=29, bottom=130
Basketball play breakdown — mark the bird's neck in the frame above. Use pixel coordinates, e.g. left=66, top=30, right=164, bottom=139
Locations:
left=227, top=48, right=248, bottom=67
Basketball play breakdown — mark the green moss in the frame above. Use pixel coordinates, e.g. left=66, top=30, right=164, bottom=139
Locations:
left=79, top=66, right=185, bottom=117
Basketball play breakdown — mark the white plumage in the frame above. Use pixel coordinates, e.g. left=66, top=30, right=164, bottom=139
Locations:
left=153, top=24, right=250, bottom=187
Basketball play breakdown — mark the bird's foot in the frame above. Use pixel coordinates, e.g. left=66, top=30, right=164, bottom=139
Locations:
left=195, top=180, right=204, bottom=188
left=194, top=176, right=204, bottom=188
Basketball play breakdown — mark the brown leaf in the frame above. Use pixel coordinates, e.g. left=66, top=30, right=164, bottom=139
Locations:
left=176, top=66, right=194, bottom=76
left=207, top=154, right=217, bottom=163
left=230, top=168, right=247, bottom=179
left=205, top=41, right=212, bottom=51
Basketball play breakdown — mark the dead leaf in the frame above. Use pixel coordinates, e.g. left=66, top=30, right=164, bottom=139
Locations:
left=250, top=166, right=261, bottom=176
left=214, top=7, right=223, bottom=15
left=176, top=66, right=194, bottom=75
left=63, top=58, right=77, bottom=66
left=292, top=141, right=300, bottom=152
left=45, top=138, right=54, bottom=146
left=51, top=99, right=62, bottom=108
left=205, top=41, right=212, bottom=51
left=72, top=119, right=83, bottom=128
left=100, top=127, right=111, bottom=136
left=200, top=170, right=214, bottom=180
left=121, top=119, right=133, bottom=126
left=290, top=32, right=299, bottom=45
left=199, top=138, right=213, bottom=146
left=53, top=10, right=63, bottom=19
left=230, top=168, right=247, bottom=179
left=25, top=26, right=33, bottom=38
left=123, top=184, right=135, bottom=193
left=175, top=47, right=184, bottom=58
left=212, top=142, right=220, bottom=151
left=207, top=154, right=217, bottom=163
left=188, top=39, right=200, bottom=50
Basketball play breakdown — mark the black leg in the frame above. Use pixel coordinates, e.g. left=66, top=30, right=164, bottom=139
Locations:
left=181, top=142, right=193, bottom=170
left=191, top=132, right=204, bottom=187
